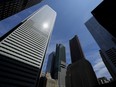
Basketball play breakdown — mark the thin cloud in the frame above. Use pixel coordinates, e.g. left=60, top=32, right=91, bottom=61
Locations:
left=93, top=59, right=105, bottom=71
left=85, top=49, right=111, bottom=79
left=93, top=59, right=111, bottom=79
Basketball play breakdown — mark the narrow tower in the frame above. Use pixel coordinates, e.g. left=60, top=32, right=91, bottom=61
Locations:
left=66, top=35, right=98, bottom=87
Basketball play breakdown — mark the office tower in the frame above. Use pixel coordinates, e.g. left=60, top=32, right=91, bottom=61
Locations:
left=0, top=5, right=56, bottom=87
left=54, top=44, right=66, bottom=77
left=92, top=0, right=116, bottom=38
left=56, top=44, right=66, bottom=87
left=46, top=52, right=55, bottom=78
left=0, top=0, right=42, bottom=21
left=43, top=52, right=58, bottom=87
left=52, top=44, right=66, bottom=87
left=46, top=44, right=66, bottom=87
left=66, top=35, right=98, bottom=87
left=69, top=35, right=85, bottom=63
left=85, top=17, right=116, bottom=80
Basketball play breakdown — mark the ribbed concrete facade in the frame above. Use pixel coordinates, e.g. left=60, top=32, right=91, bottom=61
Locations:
left=0, top=5, right=56, bottom=87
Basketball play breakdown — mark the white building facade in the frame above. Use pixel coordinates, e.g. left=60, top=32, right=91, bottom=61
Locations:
left=0, top=5, right=56, bottom=87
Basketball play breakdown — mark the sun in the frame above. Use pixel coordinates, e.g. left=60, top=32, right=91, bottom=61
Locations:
left=43, top=22, right=49, bottom=29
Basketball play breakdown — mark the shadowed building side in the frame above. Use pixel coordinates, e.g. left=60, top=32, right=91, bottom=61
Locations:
left=85, top=17, right=116, bottom=80
left=46, top=52, right=55, bottom=79
left=69, top=35, right=85, bottom=63
left=66, top=35, right=98, bottom=87
left=66, top=59, right=98, bottom=87
left=92, top=0, right=116, bottom=38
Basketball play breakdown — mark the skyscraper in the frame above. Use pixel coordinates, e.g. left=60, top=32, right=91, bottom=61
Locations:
left=56, top=44, right=66, bottom=87
left=45, top=44, right=66, bottom=87
left=0, top=5, right=56, bottom=87
left=46, top=52, right=55, bottom=78
left=0, top=0, right=42, bottom=21
left=85, top=17, right=116, bottom=80
left=92, top=0, right=116, bottom=38
left=66, top=35, right=98, bottom=87
left=53, top=44, right=66, bottom=78
left=69, top=35, right=85, bottom=63
left=41, top=52, right=58, bottom=87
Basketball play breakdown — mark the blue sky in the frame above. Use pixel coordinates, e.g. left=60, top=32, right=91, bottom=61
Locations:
left=0, top=0, right=111, bottom=79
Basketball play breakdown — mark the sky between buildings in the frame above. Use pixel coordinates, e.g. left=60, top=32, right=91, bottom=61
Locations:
left=0, top=0, right=112, bottom=79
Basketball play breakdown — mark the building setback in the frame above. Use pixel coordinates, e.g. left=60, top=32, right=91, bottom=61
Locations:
left=92, top=0, right=116, bottom=38
left=0, top=0, right=42, bottom=21
left=85, top=17, right=116, bottom=80
left=0, top=5, right=56, bottom=87
left=66, top=35, right=98, bottom=87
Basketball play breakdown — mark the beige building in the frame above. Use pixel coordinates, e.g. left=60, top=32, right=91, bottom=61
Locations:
left=46, top=78, right=58, bottom=87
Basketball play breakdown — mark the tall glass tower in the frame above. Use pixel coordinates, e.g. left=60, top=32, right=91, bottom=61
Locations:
left=55, top=44, right=66, bottom=87
left=69, top=35, right=85, bottom=63
left=0, top=5, right=56, bottom=87
left=46, top=52, right=55, bottom=73
left=85, top=17, right=116, bottom=80
left=66, top=35, right=98, bottom=87
left=46, top=44, right=66, bottom=87
left=92, top=0, right=116, bottom=38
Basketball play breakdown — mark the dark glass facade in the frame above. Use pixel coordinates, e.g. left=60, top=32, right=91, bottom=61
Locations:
left=0, top=0, right=42, bottom=20
left=69, top=35, right=85, bottom=63
left=66, top=35, right=98, bottom=87
left=55, top=44, right=66, bottom=87
left=85, top=17, right=116, bottom=80
left=66, top=59, right=98, bottom=87
left=46, top=52, right=55, bottom=78
left=46, top=44, right=66, bottom=87
left=92, top=0, right=116, bottom=38
left=52, top=44, right=66, bottom=79
left=85, top=17, right=116, bottom=51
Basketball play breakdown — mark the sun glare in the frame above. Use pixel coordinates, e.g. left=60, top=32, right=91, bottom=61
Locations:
left=43, top=22, right=49, bottom=29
